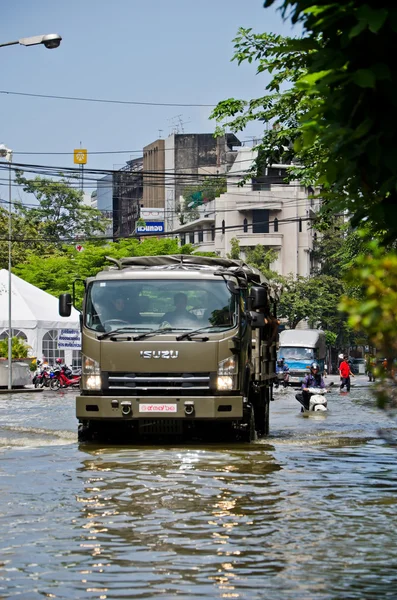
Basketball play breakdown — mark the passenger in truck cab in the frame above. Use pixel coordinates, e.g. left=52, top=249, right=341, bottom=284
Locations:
left=162, top=292, right=197, bottom=326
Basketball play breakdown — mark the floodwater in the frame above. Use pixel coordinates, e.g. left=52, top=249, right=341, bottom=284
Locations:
left=1, top=379, right=397, bottom=599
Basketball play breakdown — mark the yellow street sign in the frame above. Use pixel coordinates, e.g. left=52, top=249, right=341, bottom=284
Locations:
left=74, top=149, right=87, bottom=164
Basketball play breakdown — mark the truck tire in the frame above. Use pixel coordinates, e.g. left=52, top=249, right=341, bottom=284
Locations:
left=78, top=422, right=94, bottom=443
left=262, top=399, right=270, bottom=436
left=240, top=408, right=256, bottom=443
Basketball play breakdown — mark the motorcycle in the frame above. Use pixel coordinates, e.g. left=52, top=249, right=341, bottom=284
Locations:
left=51, top=366, right=81, bottom=390
left=295, top=387, right=329, bottom=413
left=275, top=370, right=290, bottom=389
left=32, top=367, right=54, bottom=388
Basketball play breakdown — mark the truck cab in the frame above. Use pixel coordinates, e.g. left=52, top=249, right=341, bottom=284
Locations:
left=278, top=329, right=326, bottom=386
left=59, top=255, right=280, bottom=442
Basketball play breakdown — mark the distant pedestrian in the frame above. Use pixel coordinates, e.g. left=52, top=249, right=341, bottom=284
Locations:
left=339, top=355, right=354, bottom=392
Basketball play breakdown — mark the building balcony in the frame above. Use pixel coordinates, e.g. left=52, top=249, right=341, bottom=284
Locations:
left=237, top=232, right=283, bottom=247
left=172, top=215, right=215, bottom=233
left=232, top=191, right=283, bottom=212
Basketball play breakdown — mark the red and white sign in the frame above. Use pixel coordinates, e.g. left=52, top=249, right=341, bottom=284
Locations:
left=139, top=404, right=177, bottom=413
left=75, top=244, right=84, bottom=252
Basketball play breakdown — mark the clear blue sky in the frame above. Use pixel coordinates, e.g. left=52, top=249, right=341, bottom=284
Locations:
left=1, top=0, right=292, bottom=178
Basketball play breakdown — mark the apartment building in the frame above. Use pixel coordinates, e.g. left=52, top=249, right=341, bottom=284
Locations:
left=174, top=147, right=318, bottom=277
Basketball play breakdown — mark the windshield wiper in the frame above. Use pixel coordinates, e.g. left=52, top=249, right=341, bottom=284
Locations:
left=133, top=327, right=186, bottom=341
left=176, top=325, right=228, bottom=341
left=97, top=327, right=149, bottom=340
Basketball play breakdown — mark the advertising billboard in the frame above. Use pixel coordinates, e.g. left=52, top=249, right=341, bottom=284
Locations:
left=136, top=221, right=165, bottom=234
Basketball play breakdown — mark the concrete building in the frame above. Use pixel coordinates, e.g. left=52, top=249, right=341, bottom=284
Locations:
left=95, top=159, right=143, bottom=241
left=173, top=147, right=318, bottom=278
left=140, top=133, right=240, bottom=231
left=143, top=139, right=165, bottom=209
left=113, top=157, right=143, bottom=239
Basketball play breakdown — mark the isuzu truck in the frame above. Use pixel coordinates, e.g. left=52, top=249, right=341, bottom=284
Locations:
left=59, top=255, right=281, bottom=442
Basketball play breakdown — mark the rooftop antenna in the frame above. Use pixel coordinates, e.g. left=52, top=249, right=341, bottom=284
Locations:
left=168, top=114, right=191, bottom=135
left=158, top=129, right=163, bottom=139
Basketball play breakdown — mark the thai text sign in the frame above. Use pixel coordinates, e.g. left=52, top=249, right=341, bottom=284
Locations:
left=58, top=329, right=81, bottom=350
left=136, top=221, right=164, bottom=234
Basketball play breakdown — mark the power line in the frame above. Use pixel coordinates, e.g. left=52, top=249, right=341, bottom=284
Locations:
left=0, top=89, right=216, bottom=108
left=0, top=213, right=326, bottom=245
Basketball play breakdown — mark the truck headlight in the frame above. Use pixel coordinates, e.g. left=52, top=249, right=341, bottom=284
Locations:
left=217, top=356, right=237, bottom=391
left=82, top=355, right=101, bottom=391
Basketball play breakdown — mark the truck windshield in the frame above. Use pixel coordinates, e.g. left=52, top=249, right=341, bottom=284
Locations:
left=85, top=279, right=237, bottom=333
left=279, top=347, right=314, bottom=360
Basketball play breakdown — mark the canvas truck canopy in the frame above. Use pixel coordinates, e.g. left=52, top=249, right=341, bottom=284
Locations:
left=99, top=255, right=281, bottom=303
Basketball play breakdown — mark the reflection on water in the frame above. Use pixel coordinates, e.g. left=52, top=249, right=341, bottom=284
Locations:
left=0, top=384, right=397, bottom=598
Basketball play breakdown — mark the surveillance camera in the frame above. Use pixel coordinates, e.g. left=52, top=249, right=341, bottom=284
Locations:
left=42, top=34, right=62, bottom=49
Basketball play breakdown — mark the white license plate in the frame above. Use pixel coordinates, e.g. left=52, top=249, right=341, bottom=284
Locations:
left=139, top=403, right=177, bottom=413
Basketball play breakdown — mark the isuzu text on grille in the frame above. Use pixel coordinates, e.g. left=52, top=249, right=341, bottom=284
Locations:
left=140, top=350, right=179, bottom=359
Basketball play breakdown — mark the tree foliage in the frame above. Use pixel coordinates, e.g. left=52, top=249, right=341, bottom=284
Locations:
left=264, top=0, right=397, bottom=239
left=0, top=336, right=31, bottom=359
left=15, top=172, right=107, bottom=240
left=277, top=274, right=344, bottom=331
left=212, top=2, right=397, bottom=239
left=177, top=177, right=226, bottom=225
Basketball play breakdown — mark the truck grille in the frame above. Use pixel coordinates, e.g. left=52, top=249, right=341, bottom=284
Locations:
left=103, top=372, right=213, bottom=396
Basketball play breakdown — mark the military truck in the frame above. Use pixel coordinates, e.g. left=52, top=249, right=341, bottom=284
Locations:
left=59, top=255, right=281, bottom=442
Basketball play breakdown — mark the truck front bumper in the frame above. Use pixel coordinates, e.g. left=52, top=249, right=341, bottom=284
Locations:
left=76, top=395, right=244, bottom=420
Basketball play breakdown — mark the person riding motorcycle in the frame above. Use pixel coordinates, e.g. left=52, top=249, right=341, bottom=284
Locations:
left=275, top=358, right=290, bottom=388
left=295, top=362, right=326, bottom=409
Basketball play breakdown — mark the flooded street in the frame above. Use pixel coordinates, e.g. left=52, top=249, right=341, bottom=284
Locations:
left=1, top=379, right=397, bottom=599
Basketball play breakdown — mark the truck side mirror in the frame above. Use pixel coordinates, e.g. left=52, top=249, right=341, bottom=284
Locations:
left=248, top=312, right=266, bottom=328
left=250, top=286, right=268, bottom=311
left=59, top=293, right=72, bottom=317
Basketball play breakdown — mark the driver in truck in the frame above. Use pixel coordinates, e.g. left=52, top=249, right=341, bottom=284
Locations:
left=162, top=292, right=198, bottom=327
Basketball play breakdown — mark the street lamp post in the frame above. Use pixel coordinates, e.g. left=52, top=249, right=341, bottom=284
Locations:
left=0, top=32, right=61, bottom=390
left=0, top=146, right=13, bottom=390
left=0, top=33, right=62, bottom=50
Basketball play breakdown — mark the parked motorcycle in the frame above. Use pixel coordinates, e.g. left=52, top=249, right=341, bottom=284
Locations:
left=51, top=365, right=81, bottom=390
left=295, top=387, right=329, bottom=413
left=33, top=366, right=54, bottom=388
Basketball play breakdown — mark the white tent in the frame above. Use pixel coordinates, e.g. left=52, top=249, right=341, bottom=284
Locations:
left=0, top=269, right=80, bottom=364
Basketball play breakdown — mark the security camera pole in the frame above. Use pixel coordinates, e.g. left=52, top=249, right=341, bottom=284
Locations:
left=0, top=33, right=62, bottom=49
left=0, top=33, right=61, bottom=389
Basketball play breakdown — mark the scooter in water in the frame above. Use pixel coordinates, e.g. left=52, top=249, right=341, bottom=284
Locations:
left=275, top=370, right=290, bottom=389
left=295, top=387, right=329, bottom=413
left=50, top=366, right=81, bottom=390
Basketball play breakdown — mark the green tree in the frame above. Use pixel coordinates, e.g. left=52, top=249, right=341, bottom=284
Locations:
left=278, top=274, right=344, bottom=331
left=177, top=177, right=226, bottom=225
left=263, top=0, right=397, bottom=239
left=15, top=172, right=107, bottom=240
left=0, top=205, right=57, bottom=269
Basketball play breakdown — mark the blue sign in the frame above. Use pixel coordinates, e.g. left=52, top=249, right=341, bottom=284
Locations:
left=137, top=221, right=165, bottom=234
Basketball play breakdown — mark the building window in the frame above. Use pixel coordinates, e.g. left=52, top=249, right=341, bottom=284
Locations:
left=181, top=234, right=186, bottom=245
left=243, top=218, right=248, bottom=233
left=222, top=220, right=225, bottom=234
left=252, top=209, right=269, bottom=234
left=0, top=328, right=27, bottom=341
left=198, top=229, right=204, bottom=243
left=211, top=225, right=215, bottom=241
left=299, top=218, right=302, bottom=233
left=42, top=330, right=65, bottom=365
left=274, top=217, right=279, bottom=232
left=72, top=350, right=82, bottom=369
left=189, top=232, right=195, bottom=244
